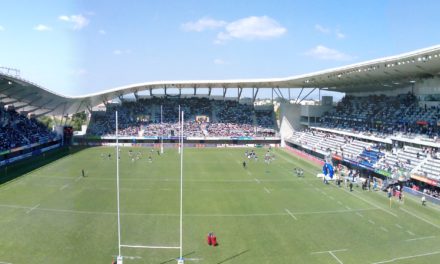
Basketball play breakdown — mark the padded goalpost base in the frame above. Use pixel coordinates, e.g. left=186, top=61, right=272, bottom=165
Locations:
left=177, top=258, right=184, bottom=264
left=117, top=256, right=123, bottom=264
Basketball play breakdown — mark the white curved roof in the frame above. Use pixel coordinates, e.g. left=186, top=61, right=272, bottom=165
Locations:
left=1, top=44, right=440, bottom=116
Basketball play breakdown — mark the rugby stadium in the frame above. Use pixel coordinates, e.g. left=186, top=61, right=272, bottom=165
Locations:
left=1, top=43, right=440, bottom=264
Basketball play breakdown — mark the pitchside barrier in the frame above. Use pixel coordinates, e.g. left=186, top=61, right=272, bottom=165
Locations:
left=0, top=142, right=61, bottom=167
left=403, top=186, right=440, bottom=205
left=285, top=145, right=325, bottom=166
left=73, top=141, right=279, bottom=148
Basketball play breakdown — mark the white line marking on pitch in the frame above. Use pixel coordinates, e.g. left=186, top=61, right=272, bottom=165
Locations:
left=406, top=230, right=415, bottom=236
left=254, top=178, right=260, bottom=184
left=120, top=244, right=180, bottom=249
left=311, top=249, right=347, bottom=254
left=0, top=203, right=377, bottom=218
left=60, top=184, right=69, bottom=191
left=356, top=212, right=364, bottom=218
left=311, top=249, right=347, bottom=264
left=120, top=256, right=142, bottom=260
left=337, top=201, right=343, bottom=205
left=342, top=188, right=398, bottom=218
left=26, top=204, right=40, bottom=214
left=329, top=196, right=335, bottom=200
left=371, top=250, right=440, bottom=264
left=264, top=187, right=271, bottom=194
left=329, top=251, right=344, bottom=264
left=345, top=206, right=352, bottom=210
left=368, top=219, right=375, bottom=225
left=405, top=236, right=435, bottom=242
left=74, top=176, right=82, bottom=182
left=285, top=208, right=297, bottom=220
left=380, top=227, right=388, bottom=232
left=395, top=224, right=403, bottom=229
left=184, top=258, right=204, bottom=262
left=0, top=261, right=12, bottom=264
left=400, top=207, right=440, bottom=229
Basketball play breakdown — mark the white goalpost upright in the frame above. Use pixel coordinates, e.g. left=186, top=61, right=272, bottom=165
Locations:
left=177, top=110, right=184, bottom=264
left=116, top=111, right=123, bottom=264
left=178, top=105, right=181, bottom=154
left=160, top=105, right=164, bottom=154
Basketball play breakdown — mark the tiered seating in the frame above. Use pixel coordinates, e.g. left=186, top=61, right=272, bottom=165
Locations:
left=296, top=132, right=322, bottom=147
left=0, top=107, right=56, bottom=152
left=417, top=159, right=440, bottom=180
left=359, top=149, right=384, bottom=168
left=397, top=146, right=425, bottom=171
left=320, top=93, right=440, bottom=138
left=318, top=134, right=345, bottom=155
left=342, top=140, right=369, bottom=160
left=87, top=97, right=278, bottom=137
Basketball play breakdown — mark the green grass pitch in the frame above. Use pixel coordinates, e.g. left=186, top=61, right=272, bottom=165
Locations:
left=0, top=146, right=440, bottom=263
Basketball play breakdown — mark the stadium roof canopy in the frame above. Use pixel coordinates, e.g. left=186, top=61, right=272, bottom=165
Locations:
left=2, top=45, right=440, bottom=116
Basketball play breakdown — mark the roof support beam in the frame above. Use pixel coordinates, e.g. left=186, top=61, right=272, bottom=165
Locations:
left=253, top=88, right=259, bottom=102
left=298, top=88, right=317, bottom=104
left=223, top=87, right=227, bottom=98
left=194, top=86, right=197, bottom=96
left=164, top=85, right=167, bottom=96
left=273, top=87, right=281, bottom=99
left=238, top=87, right=243, bottom=100
left=208, top=87, right=212, bottom=96
left=73, top=100, right=85, bottom=115
left=318, top=88, right=321, bottom=103
left=134, top=91, right=139, bottom=101
left=59, top=102, right=68, bottom=125
left=295, top=87, right=304, bottom=104
left=149, top=88, right=152, bottom=96
left=271, top=88, right=274, bottom=104
left=276, top=87, right=285, bottom=100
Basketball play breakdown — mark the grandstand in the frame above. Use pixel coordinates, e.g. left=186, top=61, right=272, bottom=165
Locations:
left=86, top=97, right=277, bottom=138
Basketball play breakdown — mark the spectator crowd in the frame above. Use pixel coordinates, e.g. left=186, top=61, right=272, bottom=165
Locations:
left=0, top=107, right=57, bottom=152
left=87, top=97, right=277, bottom=138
